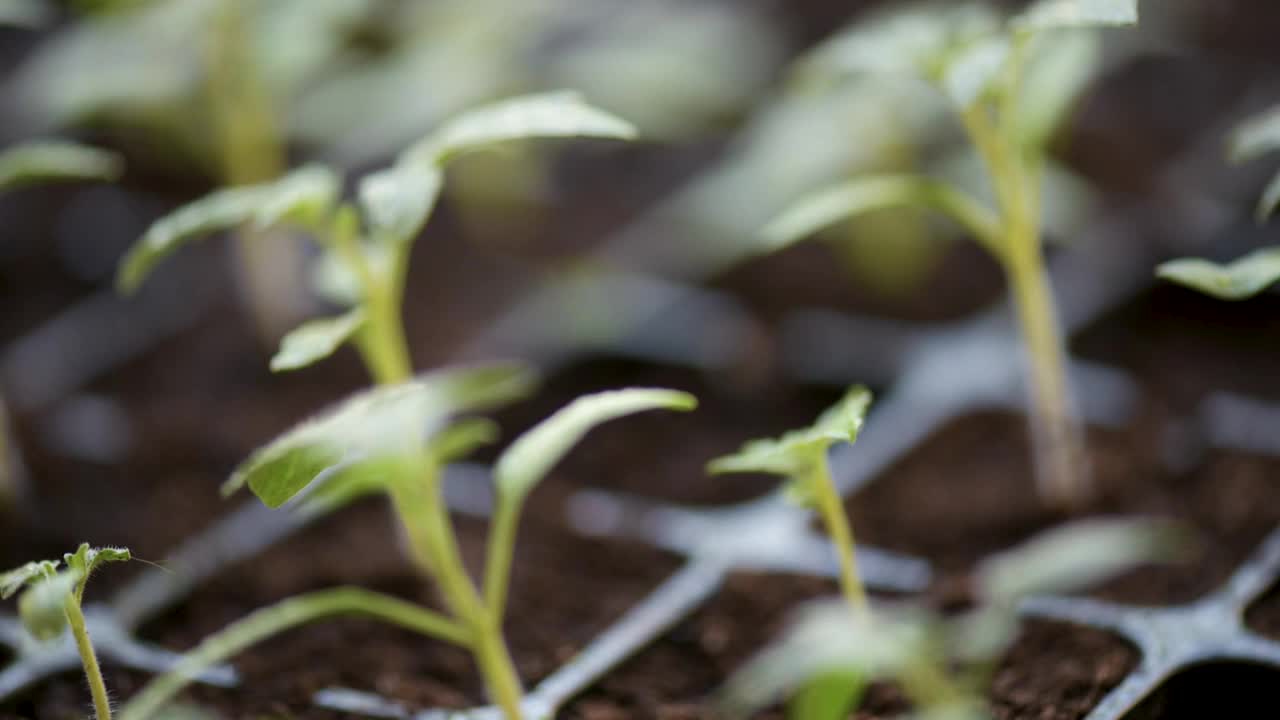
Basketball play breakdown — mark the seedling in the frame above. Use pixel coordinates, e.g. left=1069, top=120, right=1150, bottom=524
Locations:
left=718, top=518, right=1190, bottom=720
left=709, top=386, right=872, bottom=612
left=1157, top=105, right=1280, bottom=299
left=760, top=0, right=1142, bottom=511
left=118, top=387, right=696, bottom=720
left=1, top=544, right=132, bottom=720
left=117, top=90, right=638, bottom=387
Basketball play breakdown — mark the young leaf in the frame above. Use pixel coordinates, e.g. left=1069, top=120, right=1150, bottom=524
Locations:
left=1156, top=247, right=1280, bottom=301
left=358, top=163, right=444, bottom=245
left=63, top=543, right=131, bottom=579
left=18, top=569, right=80, bottom=641
left=408, top=91, right=638, bottom=166
left=224, top=364, right=537, bottom=507
left=117, top=164, right=340, bottom=293
left=975, top=517, right=1192, bottom=603
left=787, top=671, right=864, bottom=720
left=0, top=560, right=58, bottom=599
left=1230, top=106, right=1280, bottom=163
left=270, top=309, right=366, bottom=373
left=494, top=388, right=696, bottom=503
left=1013, top=0, right=1139, bottom=31
left=0, top=141, right=122, bottom=191
left=1015, top=30, right=1102, bottom=150
left=762, top=177, right=1000, bottom=258
left=709, top=386, right=871, bottom=479
left=942, top=36, right=1010, bottom=109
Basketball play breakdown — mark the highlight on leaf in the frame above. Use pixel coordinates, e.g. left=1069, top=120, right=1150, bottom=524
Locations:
left=1012, top=0, right=1139, bottom=31
left=0, top=140, right=123, bottom=191
left=1156, top=247, right=1280, bottom=301
left=270, top=309, right=366, bottom=373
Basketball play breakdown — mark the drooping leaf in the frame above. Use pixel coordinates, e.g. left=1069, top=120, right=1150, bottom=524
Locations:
left=1230, top=106, right=1280, bottom=163
left=358, top=162, right=444, bottom=245
left=407, top=91, right=638, bottom=166
left=117, top=164, right=340, bottom=293
left=0, top=141, right=122, bottom=191
left=709, top=386, right=871, bottom=480
left=975, top=518, right=1192, bottom=603
left=787, top=671, right=864, bottom=720
left=1156, top=247, right=1280, bottom=301
left=1013, top=0, right=1139, bottom=31
left=224, top=364, right=537, bottom=507
left=0, top=560, right=58, bottom=599
left=1015, top=30, right=1102, bottom=150
left=494, top=388, right=696, bottom=503
left=762, top=176, right=1000, bottom=257
left=18, top=569, right=80, bottom=641
left=941, top=35, right=1010, bottom=109
left=270, top=309, right=366, bottom=373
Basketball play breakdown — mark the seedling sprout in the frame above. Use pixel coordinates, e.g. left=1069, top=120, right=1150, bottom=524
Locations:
left=710, top=386, right=873, bottom=611
left=1, top=544, right=132, bottom=720
left=1157, top=105, right=1280, bottom=299
left=760, top=0, right=1142, bottom=511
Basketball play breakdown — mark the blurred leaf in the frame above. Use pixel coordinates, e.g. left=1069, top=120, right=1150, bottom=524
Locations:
left=494, top=388, right=696, bottom=503
left=225, top=364, right=537, bottom=507
left=0, top=0, right=51, bottom=27
left=1259, top=171, right=1280, bottom=221
left=787, top=671, right=864, bottom=720
left=18, top=569, right=79, bottom=641
left=0, top=560, right=58, bottom=599
left=358, top=162, right=444, bottom=244
left=117, top=164, right=340, bottom=293
left=1157, top=247, right=1280, bottom=300
left=709, top=386, right=870, bottom=490
left=1230, top=106, right=1280, bottom=163
left=0, top=141, right=123, bottom=191
left=976, top=518, right=1192, bottom=603
left=408, top=90, right=637, bottom=166
left=763, top=176, right=1001, bottom=257
left=942, top=35, right=1010, bottom=108
left=1016, top=30, right=1102, bottom=150
left=1013, top=0, right=1139, bottom=31
left=270, top=309, right=365, bottom=373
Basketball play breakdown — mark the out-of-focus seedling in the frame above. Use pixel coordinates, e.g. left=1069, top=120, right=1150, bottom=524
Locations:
left=117, top=91, right=637, bottom=387
left=761, top=0, right=1142, bottom=511
left=1, top=544, right=132, bottom=720
left=718, top=518, right=1191, bottom=720
left=119, top=387, right=696, bottom=720
left=0, top=140, right=123, bottom=513
left=710, top=386, right=872, bottom=612
left=1157, top=106, right=1280, bottom=299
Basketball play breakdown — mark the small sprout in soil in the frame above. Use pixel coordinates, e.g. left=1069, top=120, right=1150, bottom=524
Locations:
left=710, top=386, right=872, bottom=612
left=1, top=544, right=132, bottom=720
left=718, top=517, right=1192, bottom=720
left=116, top=91, right=637, bottom=387
left=1157, top=105, right=1280, bottom=299
left=119, top=387, right=696, bottom=720
left=762, top=0, right=1142, bottom=511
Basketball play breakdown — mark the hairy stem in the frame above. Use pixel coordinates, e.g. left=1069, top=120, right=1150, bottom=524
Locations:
left=63, top=598, right=112, bottom=720
left=810, top=451, right=867, bottom=613
left=117, top=587, right=470, bottom=720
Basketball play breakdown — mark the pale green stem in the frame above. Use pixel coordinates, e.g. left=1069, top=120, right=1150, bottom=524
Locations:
left=483, top=498, right=521, bottom=626
left=63, top=597, right=112, bottom=720
left=117, top=587, right=469, bottom=720
left=809, top=451, right=867, bottom=613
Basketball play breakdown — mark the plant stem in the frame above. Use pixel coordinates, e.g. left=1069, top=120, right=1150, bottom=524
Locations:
left=473, top=618, right=526, bottom=720
left=361, top=276, right=414, bottom=385
left=810, top=451, right=867, bottom=613
left=483, top=499, right=520, bottom=625
left=63, top=597, right=112, bottom=720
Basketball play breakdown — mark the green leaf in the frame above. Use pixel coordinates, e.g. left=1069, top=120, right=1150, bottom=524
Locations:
left=357, top=162, right=444, bottom=244
left=787, top=671, right=864, bottom=720
left=942, top=35, right=1010, bottom=108
left=407, top=91, right=638, bottom=166
left=1015, top=30, right=1102, bottom=150
left=63, top=543, right=131, bottom=579
left=0, top=560, right=58, bottom=599
left=976, top=518, right=1192, bottom=603
left=494, top=388, right=696, bottom=503
left=1230, top=106, right=1280, bottom=163
left=18, top=569, right=80, bottom=641
left=1013, top=0, right=1139, bottom=31
left=762, top=176, right=1001, bottom=258
left=224, top=364, right=537, bottom=507
left=117, top=164, right=340, bottom=293
left=0, top=141, right=122, bottom=191
left=709, top=386, right=871, bottom=480
left=270, top=309, right=366, bottom=373
left=1156, top=247, right=1280, bottom=301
